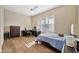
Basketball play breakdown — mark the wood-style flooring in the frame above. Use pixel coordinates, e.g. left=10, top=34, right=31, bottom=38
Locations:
left=2, top=36, right=59, bottom=53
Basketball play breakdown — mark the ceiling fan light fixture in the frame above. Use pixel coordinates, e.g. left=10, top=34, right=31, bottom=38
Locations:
left=30, top=6, right=38, bottom=13
left=31, top=10, right=34, bottom=13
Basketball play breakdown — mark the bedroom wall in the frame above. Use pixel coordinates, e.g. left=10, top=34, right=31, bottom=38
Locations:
left=31, top=5, right=78, bottom=34
left=0, top=6, right=4, bottom=52
left=78, top=6, right=79, bottom=24
left=4, top=9, right=32, bottom=35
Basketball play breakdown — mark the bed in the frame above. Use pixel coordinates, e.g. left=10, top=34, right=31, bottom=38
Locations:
left=36, top=33, right=68, bottom=51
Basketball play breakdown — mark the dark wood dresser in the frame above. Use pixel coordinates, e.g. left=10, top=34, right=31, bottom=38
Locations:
left=10, top=26, right=20, bottom=37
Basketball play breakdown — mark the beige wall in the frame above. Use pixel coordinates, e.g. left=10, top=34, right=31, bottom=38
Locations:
left=31, top=6, right=78, bottom=34
left=78, top=6, right=79, bottom=24
left=0, top=6, right=4, bottom=52
left=4, top=10, right=32, bottom=33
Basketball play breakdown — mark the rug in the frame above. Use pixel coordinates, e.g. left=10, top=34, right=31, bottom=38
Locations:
left=24, top=41, right=35, bottom=48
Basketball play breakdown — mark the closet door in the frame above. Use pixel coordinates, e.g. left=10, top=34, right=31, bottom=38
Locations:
left=10, top=26, right=20, bottom=37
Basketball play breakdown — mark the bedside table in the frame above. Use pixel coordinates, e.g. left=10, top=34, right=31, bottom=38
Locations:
left=62, top=38, right=79, bottom=53
left=62, top=44, right=76, bottom=53
left=76, top=39, right=79, bottom=52
left=4, top=32, right=10, bottom=40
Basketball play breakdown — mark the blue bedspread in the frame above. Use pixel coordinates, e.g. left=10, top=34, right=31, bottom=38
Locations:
left=36, top=33, right=67, bottom=51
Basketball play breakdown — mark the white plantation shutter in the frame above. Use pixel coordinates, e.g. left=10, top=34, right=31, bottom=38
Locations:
left=37, top=16, right=55, bottom=33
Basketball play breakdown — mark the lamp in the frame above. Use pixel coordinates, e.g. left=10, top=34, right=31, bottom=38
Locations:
left=71, top=24, right=79, bottom=36
left=71, top=24, right=74, bottom=35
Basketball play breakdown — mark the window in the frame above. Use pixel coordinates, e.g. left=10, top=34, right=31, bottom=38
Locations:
left=37, top=16, right=55, bottom=33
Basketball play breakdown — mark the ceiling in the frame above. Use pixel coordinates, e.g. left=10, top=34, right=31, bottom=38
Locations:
left=3, top=5, right=59, bottom=16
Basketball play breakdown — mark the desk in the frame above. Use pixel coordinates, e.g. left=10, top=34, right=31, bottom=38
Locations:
left=21, top=30, right=41, bottom=37
left=21, top=30, right=32, bottom=36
